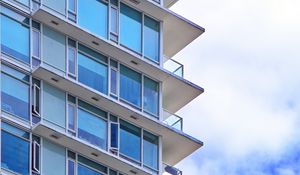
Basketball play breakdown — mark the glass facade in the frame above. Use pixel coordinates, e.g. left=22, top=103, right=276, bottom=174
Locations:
left=120, top=3, right=142, bottom=54
left=144, top=16, right=160, bottom=62
left=78, top=0, right=108, bottom=38
left=1, top=7, right=30, bottom=63
left=1, top=122, right=30, bottom=175
left=143, top=77, right=159, bottom=116
left=120, top=65, right=142, bottom=108
left=143, top=131, right=159, bottom=170
left=1, top=65, right=30, bottom=120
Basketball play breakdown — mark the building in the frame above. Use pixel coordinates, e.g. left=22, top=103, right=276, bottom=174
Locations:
left=0, top=0, right=205, bottom=175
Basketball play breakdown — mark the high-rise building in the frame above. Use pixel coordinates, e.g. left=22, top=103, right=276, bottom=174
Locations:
left=0, top=0, right=205, bottom=174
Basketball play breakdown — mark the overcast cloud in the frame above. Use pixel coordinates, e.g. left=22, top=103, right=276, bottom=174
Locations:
left=169, top=0, right=300, bottom=174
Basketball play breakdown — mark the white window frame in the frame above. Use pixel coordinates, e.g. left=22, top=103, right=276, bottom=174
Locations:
left=32, top=28, right=41, bottom=60
left=67, top=0, right=77, bottom=22
left=67, top=45, right=77, bottom=79
left=32, top=140, right=41, bottom=173
left=33, top=83, right=41, bottom=117
left=109, top=121, right=119, bottom=155
left=67, top=102, right=77, bottom=135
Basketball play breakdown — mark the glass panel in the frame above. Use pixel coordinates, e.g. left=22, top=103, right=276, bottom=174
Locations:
left=33, top=141, right=40, bottom=171
left=43, top=83, right=66, bottom=128
left=110, top=7, right=118, bottom=34
left=78, top=109, right=107, bottom=149
left=16, top=0, right=30, bottom=7
left=1, top=14, right=29, bottom=63
left=143, top=131, right=158, bottom=170
left=32, top=30, right=40, bottom=58
left=2, top=122, right=30, bottom=139
left=110, top=123, right=118, bottom=148
left=78, top=0, right=108, bottom=38
left=78, top=100, right=107, bottom=118
left=143, top=77, right=159, bottom=116
left=78, top=44, right=108, bottom=63
left=1, top=64, right=29, bottom=81
left=42, top=26, right=66, bottom=72
left=1, top=73, right=29, bottom=120
left=78, top=53, right=108, bottom=94
left=110, top=69, right=117, bottom=95
left=110, top=0, right=118, bottom=6
left=43, top=0, right=66, bottom=15
left=144, top=16, right=160, bottom=62
left=68, top=47, right=76, bottom=75
left=78, top=155, right=107, bottom=174
left=120, top=120, right=141, bottom=161
left=120, top=65, right=141, bottom=107
left=68, top=160, right=75, bottom=175
left=68, top=104, right=76, bottom=131
left=120, top=3, right=142, bottom=53
left=32, top=20, right=40, bottom=30
left=42, top=139, right=66, bottom=175
left=1, top=130, right=30, bottom=175
left=68, top=94, right=76, bottom=104
left=68, top=0, right=76, bottom=12
left=78, top=164, right=103, bottom=175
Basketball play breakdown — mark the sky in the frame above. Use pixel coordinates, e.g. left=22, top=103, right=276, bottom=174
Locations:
left=169, top=0, right=300, bottom=174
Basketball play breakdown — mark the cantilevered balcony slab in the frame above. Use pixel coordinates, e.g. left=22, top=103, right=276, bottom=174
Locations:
left=31, top=6, right=204, bottom=114
left=32, top=121, right=152, bottom=175
left=122, top=0, right=205, bottom=58
left=32, top=63, right=203, bottom=165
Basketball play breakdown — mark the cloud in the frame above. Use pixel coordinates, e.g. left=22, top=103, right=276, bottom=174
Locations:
left=168, top=0, right=300, bottom=174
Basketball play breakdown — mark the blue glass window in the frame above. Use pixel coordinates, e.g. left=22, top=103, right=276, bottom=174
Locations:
left=143, top=77, right=159, bottom=116
left=110, top=123, right=118, bottom=148
left=78, top=164, right=103, bottom=175
left=78, top=155, right=107, bottom=174
left=120, top=120, right=141, bottom=162
left=120, top=3, right=142, bottom=54
left=1, top=123, right=30, bottom=175
left=120, top=65, right=141, bottom=108
left=17, top=0, right=30, bottom=6
left=144, top=16, right=160, bottom=62
left=143, top=131, right=158, bottom=170
left=1, top=67, right=29, bottom=120
left=78, top=108, right=107, bottom=150
left=1, top=9, right=29, bottom=63
left=78, top=53, right=108, bottom=94
left=78, top=0, right=108, bottom=38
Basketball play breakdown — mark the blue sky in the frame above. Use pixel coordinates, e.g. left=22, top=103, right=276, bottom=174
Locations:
left=169, top=0, right=300, bottom=174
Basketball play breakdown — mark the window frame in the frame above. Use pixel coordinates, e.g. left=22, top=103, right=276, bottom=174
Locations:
left=32, top=140, right=41, bottom=173
left=32, top=83, right=41, bottom=117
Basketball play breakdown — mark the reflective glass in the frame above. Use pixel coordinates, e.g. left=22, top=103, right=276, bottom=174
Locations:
left=110, top=69, right=117, bottom=95
left=120, top=120, right=141, bottom=161
left=120, top=3, right=142, bottom=53
left=78, top=108, right=107, bottom=149
left=78, top=164, right=103, bottom=175
left=110, top=123, right=118, bottom=148
left=68, top=160, right=75, bottom=175
left=32, top=30, right=40, bottom=58
left=120, top=65, right=141, bottom=107
left=68, top=0, right=76, bottom=12
left=78, top=53, right=108, bottom=94
left=110, top=7, right=118, bottom=34
left=68, top=47, right=76, bottom=75
left=78, top=0, right=108, bottom=38
left=1, top=130, right=29, bottom=175
left=144, top=16, right=160, bottom=62
left=1, top=14, right=29, bottom=63
left=1, top=73, right=29, bottom=120
left=143, top=77, right=159, bottom=116
left=78, top=155, right=107, bottom=174
left=68, top=104, right=76, bottom=130
left=143, top=131, right=158, bottom=170
left=16, top=0, right=30, bottom=6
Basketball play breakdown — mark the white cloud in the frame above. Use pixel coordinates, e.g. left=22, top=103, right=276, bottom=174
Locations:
left=169, top=0, right=300, bottom=174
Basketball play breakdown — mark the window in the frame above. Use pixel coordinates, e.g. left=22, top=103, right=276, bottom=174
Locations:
left=78, top=44, right=108, bottom=94
left=1, top=6, right=30, bottom=63
left=68, top=151, right=76, bottom=175
left=32, top=0, right=41, bottom=11
left=120, top=3, right=142, bottom=54
left=1, top=122, right=30, bottom=175
left=143, top=77, right=159, bottom=116
left=68, top=102, right=76, bottom=134
left=32, top=21, right=41, bottom=67
left=110, top=115, right=119, bottom=155
left=32, top=78, right=41, bottom=123
left=110, top=59, right=118, bottom=98
left=120, top=120, right=141, bottom=163
left=78, top=0, right=108, bottom=38
left=68, top=0, right=77, bottom=22
left=110, top=1, right=119, bottom=42
left=1, top=65, right=30, bottom=121
left=32, top=135, right=41, bottom=174
left=120, top=65, right=141, bottom=108
left=144, top=16, right=160, bottom=62
left=78, top=105, right=107, bottom=150
left=143, top=131, right=159, bottom=171
left=68, top=39, right=77, bottom=78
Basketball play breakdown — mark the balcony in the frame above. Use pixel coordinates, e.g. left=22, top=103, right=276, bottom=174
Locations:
left=164, top=59, right=184, bottom=78
left=163, top=109, right=183, bottom=131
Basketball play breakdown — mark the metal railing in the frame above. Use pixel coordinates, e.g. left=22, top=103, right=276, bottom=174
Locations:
left=163, top=110, right=183, bottom=131
left=163, top=59, right=184, bottom=78
left=163, top=163, right=183, bottom=175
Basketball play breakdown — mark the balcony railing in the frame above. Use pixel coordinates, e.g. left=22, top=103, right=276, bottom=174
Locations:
left=163, top=163, right=182, bottom=175
left=163, top=110, right=183, bottom=131
left=163, top=59, right=184, bottom=78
